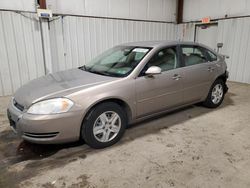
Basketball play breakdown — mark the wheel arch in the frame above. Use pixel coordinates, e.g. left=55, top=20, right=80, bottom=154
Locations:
left=215, top=71, right=228, bottom=83
left=82, top=97, right=133, bottom=125
left=79, top=97, right=133, bottom=140
left=214, top=71, right=228, bottom=92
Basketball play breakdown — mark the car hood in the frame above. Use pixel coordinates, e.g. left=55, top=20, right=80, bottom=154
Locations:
left=14, top=68, right=117, bottom=108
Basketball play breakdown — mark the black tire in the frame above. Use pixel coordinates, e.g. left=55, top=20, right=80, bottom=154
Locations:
left=203, top=79, right=226, bottom=108
left=81, top=102, right=127, bottom=149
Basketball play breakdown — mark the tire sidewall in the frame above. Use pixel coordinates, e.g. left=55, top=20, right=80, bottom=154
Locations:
left=205, top=79, right=225, bottom=108
left=81, top=102, right=127, bottom=149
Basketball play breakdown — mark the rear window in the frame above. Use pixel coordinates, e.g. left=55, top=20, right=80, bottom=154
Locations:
left=182, top=46, right=207, bottom=66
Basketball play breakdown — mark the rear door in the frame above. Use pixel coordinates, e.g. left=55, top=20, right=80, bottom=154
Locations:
left=180, top=45, right=217, bottom=104
left=135, top=46, right=183, bottom=117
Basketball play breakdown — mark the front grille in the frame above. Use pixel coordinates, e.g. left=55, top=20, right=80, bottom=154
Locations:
left=23, top=132, right=59, bottom=139
left=13, top=99, right=24, bottom=111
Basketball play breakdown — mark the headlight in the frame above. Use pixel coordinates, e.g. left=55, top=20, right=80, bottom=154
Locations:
left=27, top=98, right=74, bottom=115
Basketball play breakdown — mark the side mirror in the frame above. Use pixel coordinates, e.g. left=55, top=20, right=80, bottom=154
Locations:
left=217, top=43, right=223, bottom=48
left=217, top=43, right=223, bottom=53
left=145, top=66, right=162, bottom=76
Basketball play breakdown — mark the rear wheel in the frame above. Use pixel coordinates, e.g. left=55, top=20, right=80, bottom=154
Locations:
left=81, top=102, right=127, bottom=149
left=203, top=79, right=226, bottom=108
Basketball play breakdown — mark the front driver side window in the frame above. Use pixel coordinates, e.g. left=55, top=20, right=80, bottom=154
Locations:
left=144, top=47, right=178, bottom=74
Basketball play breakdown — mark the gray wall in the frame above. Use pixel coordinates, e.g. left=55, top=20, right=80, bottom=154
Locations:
left=46, top=0, right=176, bottom=22
left=0, top=0, right=176, bottom=22
left=0, top=11, right=45, bottom=96
left=49, top=16, right=177, bottom=72
left=183, top=0, right=250, bottom=22
left=218, top=18, right=250, bottom=83
left=0, top=0, right=36, bottom=12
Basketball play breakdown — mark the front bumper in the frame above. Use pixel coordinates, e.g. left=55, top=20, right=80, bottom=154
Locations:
left=7, top=101, right=84, bottom=144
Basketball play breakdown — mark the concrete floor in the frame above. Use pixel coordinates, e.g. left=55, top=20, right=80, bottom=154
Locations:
left=0, top=82, right=250, bottom=188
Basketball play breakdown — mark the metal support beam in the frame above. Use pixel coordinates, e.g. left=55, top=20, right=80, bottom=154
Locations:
left=38, top=0, right=47, bottom=9
left=176, top=0, right=184, bottom=24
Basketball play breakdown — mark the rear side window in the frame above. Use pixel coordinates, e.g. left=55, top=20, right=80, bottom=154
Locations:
left=182, top=46, right=207, bottom=66
left=207, top=50, right=218, bottom=61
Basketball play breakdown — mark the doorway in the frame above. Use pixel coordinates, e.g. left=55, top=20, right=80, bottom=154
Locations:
left=194, top=23, right=218, bottom=50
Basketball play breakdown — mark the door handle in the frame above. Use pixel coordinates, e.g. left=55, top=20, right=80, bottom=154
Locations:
left=208, top=67, right=215, bottom=72
left=172, top=74, right=181, bottom=80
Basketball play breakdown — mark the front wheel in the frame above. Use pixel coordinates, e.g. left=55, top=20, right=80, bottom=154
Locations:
left=81, top=102, right=127, bottom=149
left=203, top=79, right=226, bottom=108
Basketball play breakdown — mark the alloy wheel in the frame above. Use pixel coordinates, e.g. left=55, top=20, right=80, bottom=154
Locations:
left=93, top=111, right=121, bottom=143
left=211, top=83, right=224, bottom=104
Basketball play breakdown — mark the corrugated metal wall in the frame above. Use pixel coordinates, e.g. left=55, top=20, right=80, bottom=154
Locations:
left=177, top=17, right=250, bottom=84
left=0, top=11, right=45, bottom=96
left=0, top=0, right=176, bottom=23
left=183, top=0, right=250, bottom=22
left=176, top=23, right=195, bottom=42
left=49, top=16, right=177, bottom=72
left=1, top=11, right=250, bottom=96
left=218, top=18, right=250, bottom=83
left=0, top=0, right=36, bottom=12
left=47, top=0, right=176, bottom=22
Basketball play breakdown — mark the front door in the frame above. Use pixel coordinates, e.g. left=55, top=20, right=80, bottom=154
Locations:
left=135, top=46, right=183, bottom=117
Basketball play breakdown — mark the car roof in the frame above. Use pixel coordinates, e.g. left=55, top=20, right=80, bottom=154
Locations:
left=121, top=40, right=205, bottom=48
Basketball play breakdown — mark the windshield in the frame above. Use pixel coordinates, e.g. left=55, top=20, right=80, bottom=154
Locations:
left=82, top=46, right=151, bottom=77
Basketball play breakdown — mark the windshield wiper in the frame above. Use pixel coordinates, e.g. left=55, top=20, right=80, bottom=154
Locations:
left=87, top=69, right=111, bottom=76
left=78, top=65, right=88, bottom=71
left=80, top=65, right=121, bottom=77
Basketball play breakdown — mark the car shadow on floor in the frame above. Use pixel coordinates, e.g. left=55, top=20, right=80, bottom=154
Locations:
left=121, top=92, right=235, bottom=144
left=0, top=92, right=235, bottom=167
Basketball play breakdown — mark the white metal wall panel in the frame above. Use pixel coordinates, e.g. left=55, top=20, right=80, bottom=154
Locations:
left=218, top=18, right=250, bottom=83
left=49, top=16, right=177, bottom=72
left=109, top=0, right=130, bottom=18
left=46, top=0, right=176, bottom=22
left=176, top=23, right=195, bottom=42
left=0, top=11, right=45, bottom=95
left=183, top=0, right=250, bottom=22
left=0, top=0, right=36, bottom=12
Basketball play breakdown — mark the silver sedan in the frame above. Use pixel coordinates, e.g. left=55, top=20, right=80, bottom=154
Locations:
left=7, top=41, right=229, bottom=148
